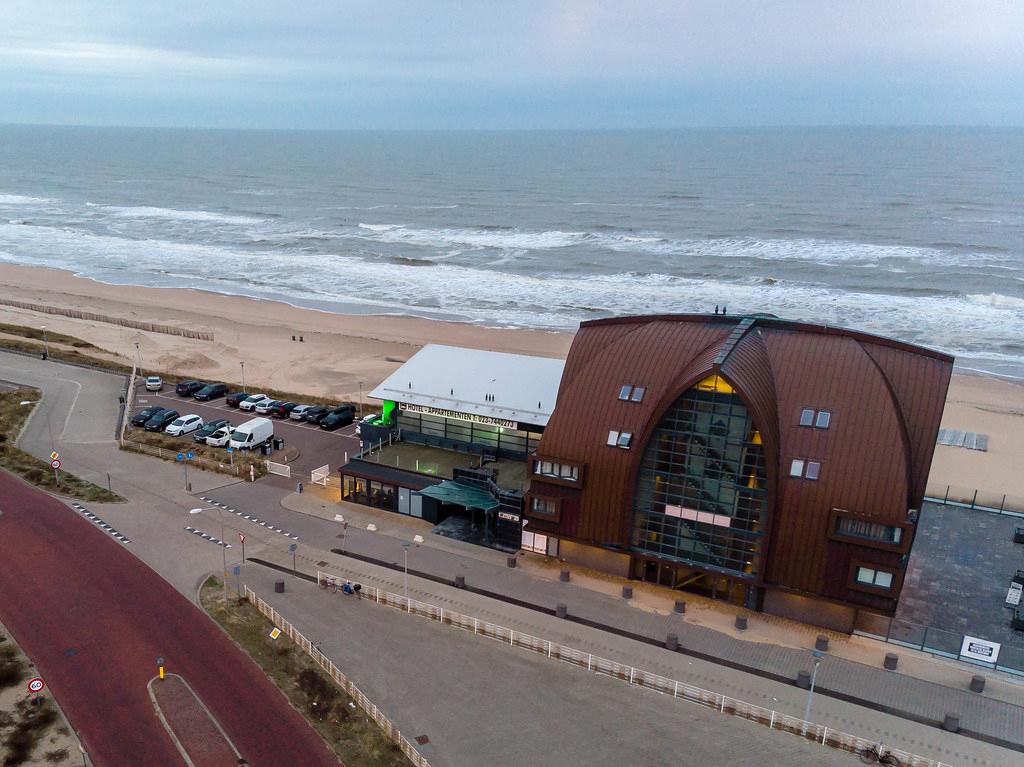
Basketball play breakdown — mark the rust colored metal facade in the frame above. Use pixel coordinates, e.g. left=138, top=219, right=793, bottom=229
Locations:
left=526, top=314, right=953, bottom=628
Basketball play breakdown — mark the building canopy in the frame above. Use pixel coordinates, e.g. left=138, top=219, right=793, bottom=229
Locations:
left=417, top=480, right=499, bottom=511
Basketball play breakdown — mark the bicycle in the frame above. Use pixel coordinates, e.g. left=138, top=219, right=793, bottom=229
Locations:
left=860, top=745, right=901, bottom=766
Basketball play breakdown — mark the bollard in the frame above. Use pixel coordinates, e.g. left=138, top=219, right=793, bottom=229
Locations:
left=815, top=635, right=829, bottom=652
left=454, top=574, right=466, bottom=589
left=186, top=482, right=192, bottom=493
left=296, top=482, right=303, bottom=494
left=556, top=603, right=568, bottom=619
left=621, top=585, right=633, bottom=599
left=560, top=569, right=571, bottom=582
left=734, top=615, right=748, bottom=631
left=666, top=633, right=679, bottom=651
left=884, top=652, right=899, bottom=671
left=674, top=599, right=686, bottom=614
left=942, top=713, right=960, bottom=733
left=274, top=580, right=285, bottom=594
left=506, top=556, right=517, bottom=568
left=796, top=670, right=811, bottom=689
left=970, top=675, right=986, bottom=693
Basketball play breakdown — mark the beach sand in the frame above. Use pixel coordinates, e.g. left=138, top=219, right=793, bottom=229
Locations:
left=0, top=262, right=1020, bottom=502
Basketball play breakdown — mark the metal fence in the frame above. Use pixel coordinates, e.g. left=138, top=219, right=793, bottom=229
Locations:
left=925, top=483, right=1024, bottom=518
left=314, top=571, right=948, bottom=767
left=243, top=586, right=432, bottom=767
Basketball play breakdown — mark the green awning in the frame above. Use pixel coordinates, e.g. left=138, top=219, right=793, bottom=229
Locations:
left=418, top=480, right=499, bottom=511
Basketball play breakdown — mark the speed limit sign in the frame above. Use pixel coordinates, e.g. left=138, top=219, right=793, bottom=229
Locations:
left=27, top=678, right=45, bottom=693
left=50, top=459, right=61, bottom=470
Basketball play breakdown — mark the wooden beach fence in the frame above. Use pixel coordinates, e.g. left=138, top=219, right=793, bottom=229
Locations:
left=0, top=298, right=214, bottom=341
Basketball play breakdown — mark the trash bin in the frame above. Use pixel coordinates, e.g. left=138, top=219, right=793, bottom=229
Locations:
left=259, top=443, right=270, bottom=456
left=273, top=437, right=284, bottom=450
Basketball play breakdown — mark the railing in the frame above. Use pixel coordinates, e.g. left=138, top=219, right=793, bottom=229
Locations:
left=924, top=482, right=1024, bottom=518
left=244, top=586, right=432, bottom=767
left=310, top=464, right=331, bottom=486
left=265, top=460, right=291, bottom=478
left=314, top=571, right=947, bottom=767
left=121, top=439, right=243, bottom=477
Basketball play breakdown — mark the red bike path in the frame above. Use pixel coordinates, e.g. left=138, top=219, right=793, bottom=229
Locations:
left=0, top=472, right=339, bottom=766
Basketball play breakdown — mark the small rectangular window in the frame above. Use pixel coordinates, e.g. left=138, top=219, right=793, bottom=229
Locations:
left=799, top=408, right=815, bottom=427
left=805, top=461, right=821, bottom=480
left=630, top=386, right=645, bottom=402
left=875, top=570, right=894, bottom=589
left=790, top=459, right=804, bottom=477
left=815, top=410, right=831, bottom=429
left=618, top=385, right=632, bottom=401
left=617, top=431, right=632, bottom=448
left=856, top=566, right=894, bottom=589
left=856, top=566, right=875, bottom=585
left=607, top=430, right=619, bottom=446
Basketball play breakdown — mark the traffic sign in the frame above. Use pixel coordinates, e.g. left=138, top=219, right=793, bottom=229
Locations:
left=238, top=533, right=246, bottom=544
left=27, top=678, right=44, bottom=693
left=186, top=451, right=194, bottom=460
left=50, top=451, right=59, bottom=461
left=50, top=459, right=61, bottom=470
left=176, top=452, right=184, bottom=461
left=226, top=447, right=234, bottom=453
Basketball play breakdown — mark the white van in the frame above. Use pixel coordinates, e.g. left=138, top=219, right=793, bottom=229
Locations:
left=229, top=417, right=274, bottom=450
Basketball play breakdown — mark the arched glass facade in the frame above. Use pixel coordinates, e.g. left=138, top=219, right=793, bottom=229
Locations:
left=631, top=374, right=767, bottom=578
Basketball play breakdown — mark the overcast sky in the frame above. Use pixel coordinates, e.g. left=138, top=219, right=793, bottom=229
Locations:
left=1, top=1, right=1022, bottom=129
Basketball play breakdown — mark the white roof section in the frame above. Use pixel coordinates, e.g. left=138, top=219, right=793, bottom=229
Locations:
left=369, top=344, right=566, bottom=427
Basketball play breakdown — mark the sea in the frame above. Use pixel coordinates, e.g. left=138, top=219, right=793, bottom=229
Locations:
left=0, top=125, right=1022, bottom=378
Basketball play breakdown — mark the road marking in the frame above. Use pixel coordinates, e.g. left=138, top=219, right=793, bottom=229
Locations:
left=198, top=496, right=299, bottom=540
left=70, top=503, right=130, bottom=544
left=56, top=377, right=83, bottom=441
left=182, top=526, right=231, bottom=548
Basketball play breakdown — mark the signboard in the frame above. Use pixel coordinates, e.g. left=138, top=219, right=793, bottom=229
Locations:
left=960, top=635, right=1000, bottom=664
left=50, top=451, right=59, bottom=461
left=1007, top=582, right=1022, bottom=607
left=497, top=511, right=521, bottom=523
left=50, top=459, right=61, bottom=470
left=269, top=627, right=281, bottom=640
left=401, top=402, right=518, bottom=430
left=186, top=451, right=194, bottom=460
left=176, top=453, right=184, bottom=461
left=238, top=533, right=246, bottom=544
left=27, top=678, right=45, bottom=693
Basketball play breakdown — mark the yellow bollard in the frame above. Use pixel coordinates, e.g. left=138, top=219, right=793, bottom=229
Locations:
left=159, top=665, right=165, bottom=680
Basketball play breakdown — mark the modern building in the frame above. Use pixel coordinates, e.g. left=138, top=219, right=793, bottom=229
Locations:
left=525, top=314, right=953, bottom=632
left=339, top=344, right=564, bottom=548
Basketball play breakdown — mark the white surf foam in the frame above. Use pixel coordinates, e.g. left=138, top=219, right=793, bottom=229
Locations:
left=99, top=205, right=263, bottom=225
left=0, top=194, right=55, bottom=205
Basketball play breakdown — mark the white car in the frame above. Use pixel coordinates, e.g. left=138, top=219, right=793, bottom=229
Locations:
left=205, top=427, right=232, bottom=447
left=164, top=414, right=203, bottom=436
left=355, top=413, right=378, bottom=436
left=145, top=376, right=163, bottom=391
left=254, top=399, right=281, bottom=415
left=238, top=393, right=270, bottom=411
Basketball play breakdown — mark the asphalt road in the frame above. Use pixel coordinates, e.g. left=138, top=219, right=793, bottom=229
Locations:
left=0, top=471, right=339, bottom=767
left=131, top=386, right=361, bottom=475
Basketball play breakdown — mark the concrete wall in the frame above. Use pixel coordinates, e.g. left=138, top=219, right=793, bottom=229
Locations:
left=560, top=540, right=631, bottom=578
left=764, top=589, right=856, bottom=634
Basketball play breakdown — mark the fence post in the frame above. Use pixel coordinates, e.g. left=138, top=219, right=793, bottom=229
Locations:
left=629, top=667, right=634, bottom=684
left=474, top=618, right=479, bottom=634
left=674, top=681, right=679, bottom=698
left=970, top=489, right=978, bottom=509
left=770, top=711, right=775, bottom=729
left=943, top=485, right=949, bottom=503
left=1000, top=494, right=1006, bottom=513
left=821, top=727, right=827, bottom=745
left=588, top=654, right=592, bottom=671
left=547, top=641, right=552, bottom=658
left=510, top=630, right=515, bottom=646
left=720, top=695, right=726, bottom=712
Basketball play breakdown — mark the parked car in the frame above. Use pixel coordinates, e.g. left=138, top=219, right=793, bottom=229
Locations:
left=145, top=409, right=179, bottom=431
left=175, top=380, right=206, bottom=397
left=165, top=414, right=203, bottom=436
left=225, top=391, right=251, bottom=408
left=254, top=399, right=282, bottom=415
left=144, top=376, right=163, bottom=392
left=131, top=406, right=164, bottom=427
left=239, top=393, right=271, bottom=412
left=270, top=401, right=298, bottom=418
left=302, top=405, right=331, bottom=424
left=355, top=413, right=379, bottom=436
left=289, top=404, right=313, bottom=421
left=319, top=409, right=354, bottom=431
left=205, top=427, right=233, bottom=447
left=193, top=418, right=230, bottom=443
left=229, top=417, right=274, bottom=450
left=193, top=383, right=228, bottom=401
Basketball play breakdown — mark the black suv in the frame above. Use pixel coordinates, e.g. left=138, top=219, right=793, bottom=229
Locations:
left=145, top=408, right=179, bottom=431
left=175, top=380, right=206, bottom=397
left=319, top=405, right=355, bottom=431
left=225, top=391, right=250, bottom=408
left=131, top=406, right=164, bottom=427
left=302, top=405, right=331, bottom=424
left=194, top=383, right=228, bottom=401
left=194, top=418, right=231, bottom=443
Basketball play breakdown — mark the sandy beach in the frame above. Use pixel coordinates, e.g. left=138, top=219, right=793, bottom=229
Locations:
left=0, top=262, right=1020, bottom=502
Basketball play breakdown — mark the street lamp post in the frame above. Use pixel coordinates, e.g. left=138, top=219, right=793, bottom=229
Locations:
left=190, top=507, right=228, bottom=604
left=240, top=361, right=245, bottom=393
left=401, top=534, right=425, bottom=601
left=40, top=325, right=48, bottom=359
left=358, top=381, right=364, bottom=419
left=803, top=649, right=825, bottom=732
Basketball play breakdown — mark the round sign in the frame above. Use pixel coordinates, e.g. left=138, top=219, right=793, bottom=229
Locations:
left=27, top=678, right=44, bottom=693
left=176, top=453, right=184, bottom=461
left=50, top=459, right=61, bottom=470
left=186, top=451, right=194, bottom=460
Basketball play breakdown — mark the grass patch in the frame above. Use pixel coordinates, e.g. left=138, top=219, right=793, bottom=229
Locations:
left=200, top=578, right=411, bottom=767
left=121, top=428, right=268, bottom=479
left=0, top=389, right=124, bottom=503
left=0, top=646, right=24, bottom=690
left=2, top=697, right=59, bottom=766
left=0, top=323, right=97, bottom=350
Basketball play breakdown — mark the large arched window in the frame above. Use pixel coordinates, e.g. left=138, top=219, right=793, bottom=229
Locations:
left=631, top=374, right=767, bottom=578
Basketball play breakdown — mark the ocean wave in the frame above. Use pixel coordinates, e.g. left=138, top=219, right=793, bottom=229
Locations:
left=0, top=194, right=55, bottom=205
left=98, top=205, right=263, bottom=225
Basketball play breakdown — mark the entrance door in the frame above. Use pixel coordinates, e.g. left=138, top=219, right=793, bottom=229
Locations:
left=643, top=559, right=658, bottom=583
left=659, top=562, right=676, bottom=588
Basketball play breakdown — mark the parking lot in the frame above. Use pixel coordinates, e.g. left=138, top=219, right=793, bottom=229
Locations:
left=129, top=384, right=361, bottom=478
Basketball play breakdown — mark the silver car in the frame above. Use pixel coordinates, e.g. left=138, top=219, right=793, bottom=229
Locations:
left=289, top=404, right=313, bottom=421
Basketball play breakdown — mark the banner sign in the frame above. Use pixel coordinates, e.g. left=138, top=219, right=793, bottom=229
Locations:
left=402, top=402, right=518, bottom=430
left=497, top=511, right=521, bottom=523
left=960, top=635, right=1000, bottom=664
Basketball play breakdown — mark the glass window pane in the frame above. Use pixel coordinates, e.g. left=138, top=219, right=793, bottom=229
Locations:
left=631, top=386, right=646, bottom=402
left=805, top=461, right=821, bottom=480
left=619, top=385, right=632, bottom=400
left=815, top=410, right=831, bottom=429
left=799, top=408, right=815, bottom=426
left=618, top=432, right=632, bottom=448
left=856, top=567, right=874, bottom=584
left=607, top=430, right=619, bottom=446
left=790, top=459, right=804, bottom=477
left=875, top=570, right=893, bottom=588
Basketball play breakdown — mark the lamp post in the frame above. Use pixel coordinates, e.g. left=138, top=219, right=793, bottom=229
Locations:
left=190, top=507, right=228, bottom=604
left=40, top=325, right=48, bottom=358
left=803, top=649, right=825, bottom=732
left=240, top=361, right=245, bottom=393
left=401, top=534, right=425, bottom=601
left=358, top=381, right=364, bottom=419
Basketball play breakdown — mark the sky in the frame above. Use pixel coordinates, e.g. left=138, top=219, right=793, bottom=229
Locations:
left=1, top=1, right=1023, bottom=129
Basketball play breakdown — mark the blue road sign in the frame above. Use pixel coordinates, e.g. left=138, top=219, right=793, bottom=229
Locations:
left=186, top=451, right=194, bottom=460
left=175, top=452, right=184, bottom=461
left=289, top=543, right=298, bottom=552
left=233, top=565, right=241, bottom=575
left=226, top=447, right=234, bottom=453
